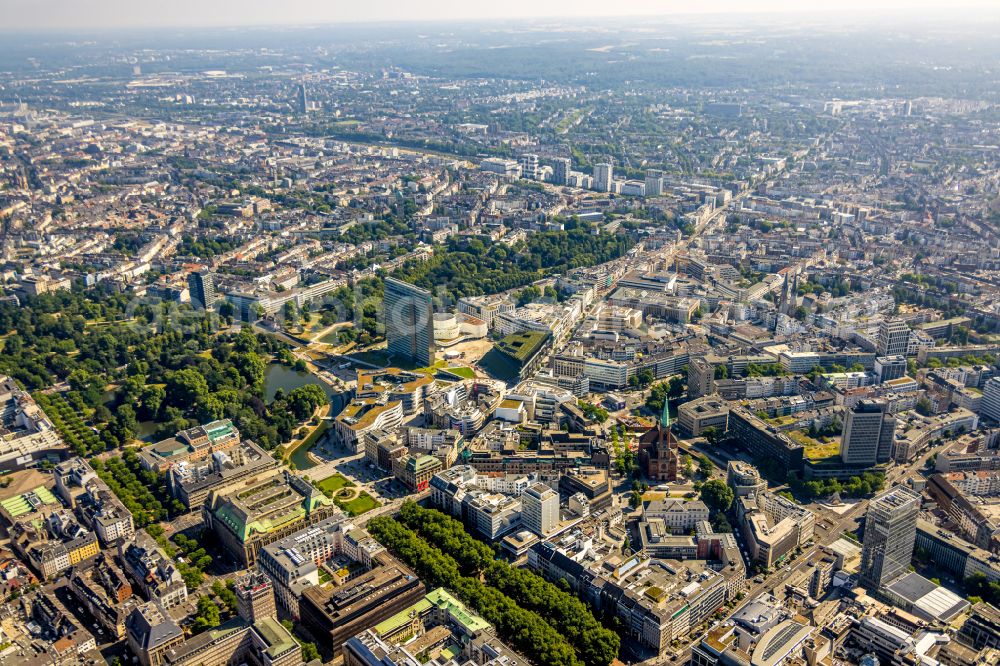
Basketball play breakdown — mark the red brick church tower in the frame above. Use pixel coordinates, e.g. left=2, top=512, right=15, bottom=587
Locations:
left=638, top=398, right=679, bottom=481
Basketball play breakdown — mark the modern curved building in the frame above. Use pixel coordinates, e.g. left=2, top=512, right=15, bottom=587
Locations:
left=355, top=368, right=435, bottom=415
left=751, top=620, right=815, bottom=666
left=727, top=460, right=767, bottom=498
left=432, top=312, right=487, bottom=344
left=335, top=399, right=405, bottom=454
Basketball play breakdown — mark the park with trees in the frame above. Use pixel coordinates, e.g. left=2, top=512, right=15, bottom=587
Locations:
left=389, top=224, right=632, bottom=300
left=0, top=289, right=330, bottom=455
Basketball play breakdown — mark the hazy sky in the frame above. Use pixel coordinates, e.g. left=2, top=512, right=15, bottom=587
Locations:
left=2, top=0, right=998, bottom=31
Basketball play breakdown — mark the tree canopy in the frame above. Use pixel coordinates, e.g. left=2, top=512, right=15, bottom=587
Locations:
left=391, top=226, right=632, bottom=300
left=700, top=479, right=735, bottom=514
left=369, top=503, right=620, bottom=666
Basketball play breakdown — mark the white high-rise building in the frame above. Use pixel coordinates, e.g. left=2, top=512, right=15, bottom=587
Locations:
left=520, top=154, right=540, bottom=180
left=982, top=377, right=1000, bottom=423
left=594, top=163, right=613, bottom=192
left=521, top=483, right=559, bottom=537
left=877, top=319, right=910, bottom=357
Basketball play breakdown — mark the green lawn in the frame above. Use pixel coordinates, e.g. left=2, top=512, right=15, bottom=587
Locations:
left=320, top=330, right=344, bottom=344
left=337, top=492, right=380, bottom=516
left=444, top=366, right=475, bottom=379
left=416, top=360, right=448, bottom=372
left=316, top=473, right=354, bottom=494
left=349, top=350, right=391, bottom=367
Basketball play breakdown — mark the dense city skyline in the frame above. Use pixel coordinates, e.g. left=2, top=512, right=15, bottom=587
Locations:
left=0, top=6, right=999, bottom=666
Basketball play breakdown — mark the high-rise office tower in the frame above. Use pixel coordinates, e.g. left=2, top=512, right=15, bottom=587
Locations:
left=981, top=377, right=1000, bottom=423
left=859, top=486, right=920, bottom=591
left=187, top=270, right=216, bottom=310
left=519, top=154, right=539, bottom=180
left=594, top=163, right=613, bottom=192
left=874, top=356, right=907, bottom=383
left=552, top=158, right=571, bottom=186
left=841, top=400, right=896, bottom=466
left=877, top=319, right=910, bottom=357
left=384, top=277, right=435, bottom=368
left=687, top=357, right=714, bottom=399
left=777, top=272, right=791, bottom=315
left=296, top=83, right=309, bottom=114
left=644, top=169, right=664, bottom=197
left=235, top=572, right=277, bottom=623
left=522, top=483, right=559, bottom=537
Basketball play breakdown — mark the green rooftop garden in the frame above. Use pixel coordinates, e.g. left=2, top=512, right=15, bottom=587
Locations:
left=788, top=430, right=841, bottom=461
left=494, top=331, right=550, bottom=363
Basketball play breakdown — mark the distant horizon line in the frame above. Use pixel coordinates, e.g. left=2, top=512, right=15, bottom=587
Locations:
left=3, top=6, right=1000, bottom=36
